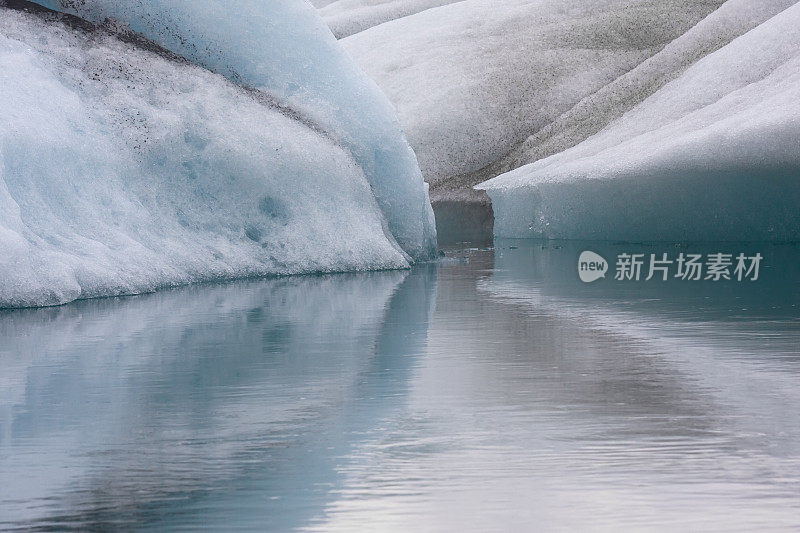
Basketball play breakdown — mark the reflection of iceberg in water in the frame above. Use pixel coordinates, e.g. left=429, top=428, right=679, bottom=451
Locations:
left=479, top=240, right=800, bottom=450
left=309, top=245, right=800, bottom=531
left=484, top=240, right=800, bottom=351
left=0, top=265, right=437, bottom=530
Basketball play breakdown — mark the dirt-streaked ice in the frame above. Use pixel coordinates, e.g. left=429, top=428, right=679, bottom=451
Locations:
left=28, top=0, right=437, bottom=261
left=0, top=7, right=424, bottom=308
left=338, top=0, right=725, bottom=195
left=478, top=3, right=800, bottom=242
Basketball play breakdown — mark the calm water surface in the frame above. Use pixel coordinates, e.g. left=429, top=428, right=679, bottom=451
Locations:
left=1, top=240, right=799, bottom=531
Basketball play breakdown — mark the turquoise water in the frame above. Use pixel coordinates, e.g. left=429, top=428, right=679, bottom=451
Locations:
left=2, top=241, right=799, bottom=531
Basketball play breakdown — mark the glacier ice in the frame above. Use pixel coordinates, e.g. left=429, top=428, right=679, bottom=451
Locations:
left=29, top=0, right=438, bottom=262
left=465, top=0, right=798, bottom=189
left=338, top=0, right=725, bottom=196
left=316, top=0, right=462, bottom=39
left=0, top=6, right=421, bottom=309
left=478, top=3, right=800, bottom=242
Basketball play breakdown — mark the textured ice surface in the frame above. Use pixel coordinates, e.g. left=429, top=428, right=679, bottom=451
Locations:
left=317, top=0, right=462, bottom=38
left=339, top=0, right=725, bottom=193
left=32, top=0, right=437, bottom=261
left=479, top=3, right=800, bottom=242
left=464, top=0, right=798, bottom=190
left=0, top=8, right=412, bottom=308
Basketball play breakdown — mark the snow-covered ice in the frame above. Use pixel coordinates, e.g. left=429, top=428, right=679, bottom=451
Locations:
left=29, top=0, right=437, bottom=262
left=478, top=3, right=800, bottom=242
left=0, top=6, right=427, bottom=308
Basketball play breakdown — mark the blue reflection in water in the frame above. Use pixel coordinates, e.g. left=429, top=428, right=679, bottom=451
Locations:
left=488, top=240, right=800, bottom=362
left=0, top=267, right=437, bottom=531
left=2, top=242, right=800, bottom=531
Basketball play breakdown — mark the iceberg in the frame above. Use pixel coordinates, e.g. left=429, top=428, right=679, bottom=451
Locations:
left=0, top=4, right=431, bottom=309
left=29, top=0, right=437, bottom=262
left=338, top=0, right=727, bottom=196
left=465, top=0, right=797, bottom=188
left=478, top=3, right=800, bottom=242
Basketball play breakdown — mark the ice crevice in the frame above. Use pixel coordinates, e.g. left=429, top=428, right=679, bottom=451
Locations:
left=328, top=0, right=797, bottom=220
left=318, top=0, right=800, bottom=243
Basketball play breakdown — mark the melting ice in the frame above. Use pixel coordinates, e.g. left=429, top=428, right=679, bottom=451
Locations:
left=0, top=1, right=436, bottom=308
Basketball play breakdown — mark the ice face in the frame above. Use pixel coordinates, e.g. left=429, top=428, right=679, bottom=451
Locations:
left=478, top=3, right=800, bottom=242
left=338, top=0, right=726, bottom=192
left=0, top=8, right=412, bottom=308
left=31, top=0, right=437, bottom=262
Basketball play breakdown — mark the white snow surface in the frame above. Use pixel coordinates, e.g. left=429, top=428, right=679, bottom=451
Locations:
left=478, top=3, right=800, bottom=242
left=339, top=0, right=726, bottom=187
left=0, top=9, right=413, bottom=309
left=31, top=0, right=438, bottom=262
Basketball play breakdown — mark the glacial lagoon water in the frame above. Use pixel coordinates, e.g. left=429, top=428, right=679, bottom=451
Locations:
left=1, top=240, right=799, bottom=531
